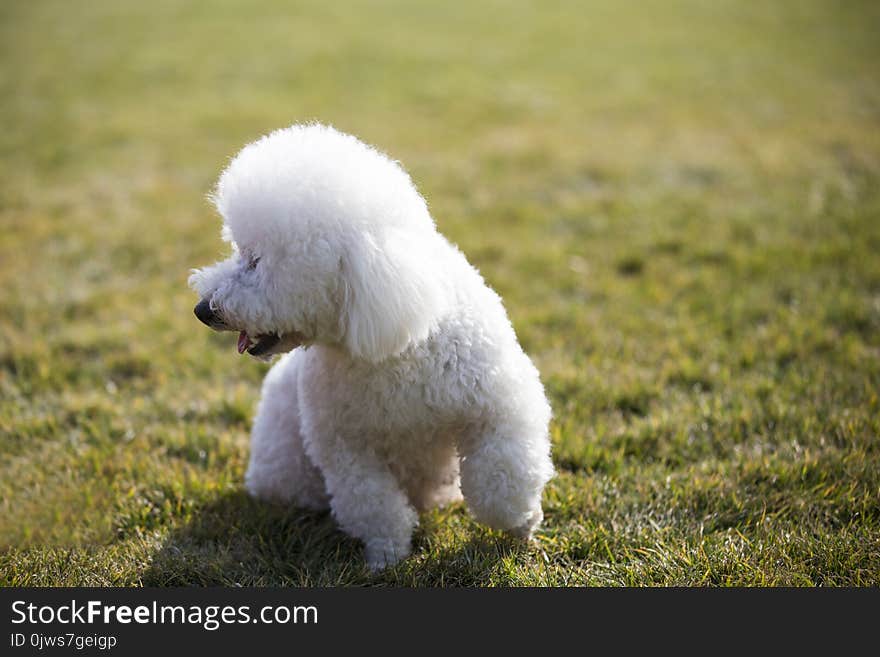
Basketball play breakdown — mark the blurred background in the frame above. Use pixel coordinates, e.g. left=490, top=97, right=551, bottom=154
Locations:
left=1, top=1, right=878, bottom=585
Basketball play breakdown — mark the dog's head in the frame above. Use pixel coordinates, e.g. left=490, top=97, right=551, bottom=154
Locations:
left=189, top=124, right=446, bottom=362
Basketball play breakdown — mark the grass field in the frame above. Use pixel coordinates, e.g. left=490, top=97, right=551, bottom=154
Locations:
left=1, top=0, right=879, bottom=586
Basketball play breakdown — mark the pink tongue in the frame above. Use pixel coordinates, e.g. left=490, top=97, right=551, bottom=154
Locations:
left=237, top=331, right=252, bottom=354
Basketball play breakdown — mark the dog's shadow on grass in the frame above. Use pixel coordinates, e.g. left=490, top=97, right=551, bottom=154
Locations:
left=142, top=491, right=520, bottom=586
left=142, top=491, right=364, bottom=586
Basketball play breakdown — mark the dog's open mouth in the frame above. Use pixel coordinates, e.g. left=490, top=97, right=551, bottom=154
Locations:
left=236, top=331, right=304, bottom=358
left=237, top=331, right=281, bottom=357
left=194, top=299, right=302, bottom=359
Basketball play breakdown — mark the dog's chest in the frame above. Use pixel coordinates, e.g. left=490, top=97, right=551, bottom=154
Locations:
left=298, top=345, right=484, bottom=438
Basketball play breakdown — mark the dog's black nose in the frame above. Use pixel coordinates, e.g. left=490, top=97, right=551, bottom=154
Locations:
left=194, top=298, right=221, bottom=327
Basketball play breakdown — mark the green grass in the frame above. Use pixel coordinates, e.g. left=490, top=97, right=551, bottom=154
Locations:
left=1, top=0, right=879, bottom=586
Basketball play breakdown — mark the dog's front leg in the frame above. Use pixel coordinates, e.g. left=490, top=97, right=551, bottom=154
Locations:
left=245, top=352, right=330, bottom=510
left=310, top=433, right=418, bottom=571
left=457, top=419, right=554, bottom=539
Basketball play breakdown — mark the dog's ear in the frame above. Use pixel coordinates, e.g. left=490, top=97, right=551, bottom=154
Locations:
left=341, top=230, right=444, bottom=362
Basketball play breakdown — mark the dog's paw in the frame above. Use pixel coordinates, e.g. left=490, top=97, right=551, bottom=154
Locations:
left=245, top=463, right=330, bottom=510
left=364, top=539, right=410, bottom=572
left=508, top=508, right=544, bottom=541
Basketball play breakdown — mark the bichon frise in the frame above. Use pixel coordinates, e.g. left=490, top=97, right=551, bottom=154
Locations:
left=189, top=124, right=554, bottom=569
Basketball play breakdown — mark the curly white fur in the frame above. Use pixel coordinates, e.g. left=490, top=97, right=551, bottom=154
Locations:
left=189, top=124, right=554, bottom=569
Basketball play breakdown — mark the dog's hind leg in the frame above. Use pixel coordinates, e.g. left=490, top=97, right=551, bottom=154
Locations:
left=245, top=351, right=329, bottom=510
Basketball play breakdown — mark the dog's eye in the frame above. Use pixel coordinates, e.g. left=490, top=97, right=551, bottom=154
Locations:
left=246, top=256, right=261, bottom=271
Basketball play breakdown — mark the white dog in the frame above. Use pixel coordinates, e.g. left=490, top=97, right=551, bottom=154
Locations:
left=189, top=124, right=554, bottom=569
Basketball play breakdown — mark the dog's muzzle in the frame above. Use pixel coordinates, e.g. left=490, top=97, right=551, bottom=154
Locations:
left=194, top=297, right=303, bottom=359
left=194, top=298, right=227, bottom=330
